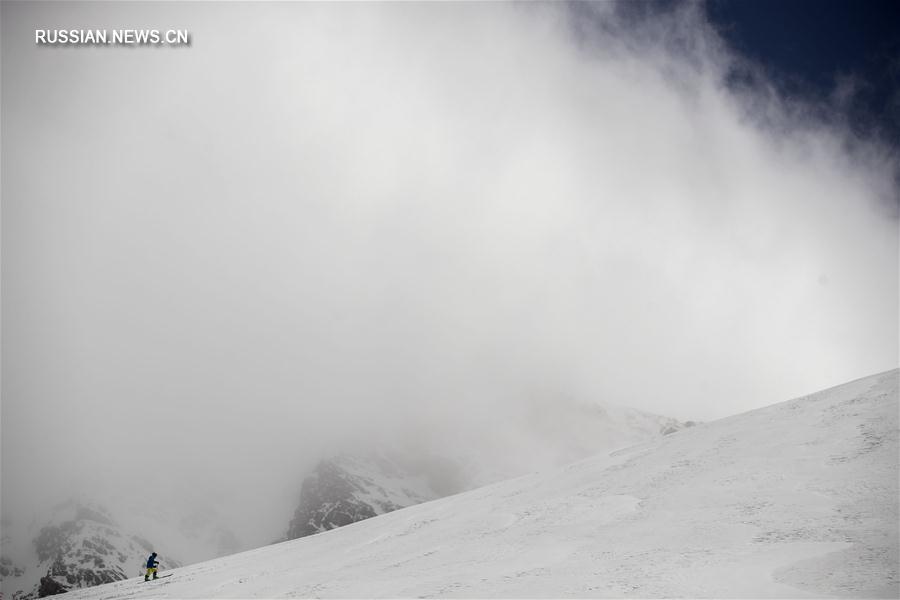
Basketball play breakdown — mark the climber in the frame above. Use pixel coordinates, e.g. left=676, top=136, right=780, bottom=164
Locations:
left=145, top=552, right=159, bottom=581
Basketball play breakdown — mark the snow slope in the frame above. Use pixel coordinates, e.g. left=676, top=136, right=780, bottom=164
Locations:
left=0, top=493, right=242, bottom=599
left=67, top=370, right=898, bottom=598
left=284, top=404, right=693, bottom=541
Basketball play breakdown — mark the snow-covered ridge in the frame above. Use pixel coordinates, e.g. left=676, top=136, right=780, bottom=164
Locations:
left=65, top=369, right=899, bottom=598
left=0, top=501, right=177, bottom=600
left=283, top=401, right=693, bottom=541
left=0, top=495, right=241, bottom=600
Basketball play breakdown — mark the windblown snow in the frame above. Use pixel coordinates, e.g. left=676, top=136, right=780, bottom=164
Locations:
left=66, top=370, right=898, bottom=598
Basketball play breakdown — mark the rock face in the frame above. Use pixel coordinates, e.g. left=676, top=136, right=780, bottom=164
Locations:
left=286, top=403, right=694, bottom=541
left=2, top=491, right=246, bottom=600
left=1, top=502, right=177, bottom=600
left=286, top=455, right=441, bottom=539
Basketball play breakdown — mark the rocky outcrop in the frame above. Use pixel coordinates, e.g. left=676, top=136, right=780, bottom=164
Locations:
left=34, top=531, right=128, bottom=597
left=662, top=420, right=698, bottom=435
left=286, top=455, right=441, bottom=540
left=2, top=502, right=177, bottom=600
left=2, top=494, right=246, bottom=600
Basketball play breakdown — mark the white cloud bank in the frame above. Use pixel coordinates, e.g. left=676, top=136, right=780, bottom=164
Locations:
left=2, top=1, right=897, bottom=542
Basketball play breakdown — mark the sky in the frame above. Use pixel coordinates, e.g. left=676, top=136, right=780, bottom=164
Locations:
left=708, top=0, right=900, bottom=144
left=2, top=1, right=898, bottom=547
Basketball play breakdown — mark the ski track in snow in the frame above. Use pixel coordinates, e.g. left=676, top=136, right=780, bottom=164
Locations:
left=67, top=370, right=899, bottom=598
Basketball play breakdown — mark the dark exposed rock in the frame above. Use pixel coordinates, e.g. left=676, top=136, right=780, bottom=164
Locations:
left=37, top=574, right=68, bottom=597
left=5, top=502, right=174, bottom=600
left=661, top=418, right=699, bottom=435
left=285, top=456, right=437, bottom=540
left=36, top=550, right=125, bottom=597
left=34, top=522, right=78, bottom=563
left=286, top=461, right=380, bottom=539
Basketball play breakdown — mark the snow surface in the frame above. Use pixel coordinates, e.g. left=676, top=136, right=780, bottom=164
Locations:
left=66, top=370, right=898, bottom=598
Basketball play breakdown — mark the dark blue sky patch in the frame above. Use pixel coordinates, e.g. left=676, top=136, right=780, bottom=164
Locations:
left=706, top=0, right=900, bottom=144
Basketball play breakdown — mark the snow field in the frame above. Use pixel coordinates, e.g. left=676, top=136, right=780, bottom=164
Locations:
left=68, top=370, right=898, bottom=598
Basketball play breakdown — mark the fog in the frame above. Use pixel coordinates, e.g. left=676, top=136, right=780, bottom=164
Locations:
left=2, top=2, right=897, bottom=548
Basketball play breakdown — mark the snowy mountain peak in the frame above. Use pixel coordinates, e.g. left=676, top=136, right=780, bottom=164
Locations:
left=1, top=499, right=178, bottom=600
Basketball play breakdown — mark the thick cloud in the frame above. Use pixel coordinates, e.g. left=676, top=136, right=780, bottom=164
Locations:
left=2, top=2, right=896, bottom=544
